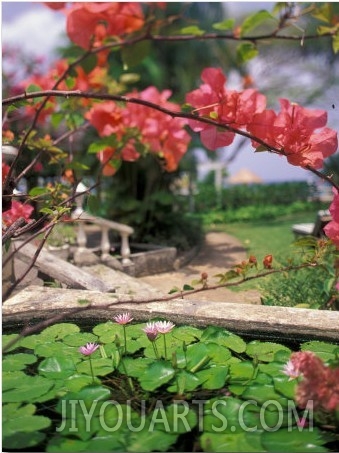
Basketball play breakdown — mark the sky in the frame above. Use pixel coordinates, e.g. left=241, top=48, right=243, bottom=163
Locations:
left=2, top=1, right=336, bottom=184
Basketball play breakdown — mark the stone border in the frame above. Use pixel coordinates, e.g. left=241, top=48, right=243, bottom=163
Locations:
left=3, top=286, right=339, bottom=343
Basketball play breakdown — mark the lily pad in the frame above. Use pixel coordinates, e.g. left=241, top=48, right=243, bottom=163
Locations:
left=139, top=360, right=175, bottom=391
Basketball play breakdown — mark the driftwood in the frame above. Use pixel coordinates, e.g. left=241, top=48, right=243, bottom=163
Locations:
left=14, top=241, right=114, bottom=292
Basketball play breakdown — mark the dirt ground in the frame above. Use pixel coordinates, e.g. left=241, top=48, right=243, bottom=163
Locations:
left=139, top=232, right=262, bottom=304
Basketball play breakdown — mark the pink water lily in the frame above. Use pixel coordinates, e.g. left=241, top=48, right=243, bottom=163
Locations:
left=155, top=320, right=175, bottom=334
left=282, top=359, right=301, bottom=381
left=113, top=312, right=134, bottom=325
left=142, top=322, right=159, bottom=341
left=79, top=342, right=99, bottom=356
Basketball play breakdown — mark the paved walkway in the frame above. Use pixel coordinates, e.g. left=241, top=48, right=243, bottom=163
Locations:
left=139, top=232, right=261, bottom=304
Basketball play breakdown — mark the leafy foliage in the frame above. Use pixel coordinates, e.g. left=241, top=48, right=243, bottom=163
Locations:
left=2, top=322, right=338, bottom=452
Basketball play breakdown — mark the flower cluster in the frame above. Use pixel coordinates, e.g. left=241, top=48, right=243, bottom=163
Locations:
left=45, top=2, right=145, bottom=50
left=142, top=320, right=175, bottom=341
left=284, top=351, right=339, bottom=413
left=186, top=67, right=338, bottom=170
left=86, top=87, right=191, bottom=173
left=2, top=162, right=34, bottom=228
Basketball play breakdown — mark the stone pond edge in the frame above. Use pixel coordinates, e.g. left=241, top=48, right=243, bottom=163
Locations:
left=3, top=286, right=339, bottom=343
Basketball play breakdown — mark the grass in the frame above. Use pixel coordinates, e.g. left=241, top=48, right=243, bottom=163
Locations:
left=222, top=212, right=316, bottom=264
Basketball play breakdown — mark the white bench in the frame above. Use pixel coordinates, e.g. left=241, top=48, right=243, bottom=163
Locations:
left=292, top=210, right=331, bottom=238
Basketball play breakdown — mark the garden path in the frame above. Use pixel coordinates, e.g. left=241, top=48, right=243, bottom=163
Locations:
left=139, top=231, right=261, bottom=304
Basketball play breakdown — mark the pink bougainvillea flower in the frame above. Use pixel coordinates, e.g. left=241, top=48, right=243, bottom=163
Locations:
left=155, top=320, right=175, bottom=334
left=324, top=188, right=339, bottom=248
left=142, top=322, right=159, bottom=341
left=288, top=351, right=339, bottom=413
left=248, top=99, right=338, bottom=169
left=79, top=342, right=99, bottom=356
left=113, top=312, right=134, bottom=325
left=185, top=67, right=266, bottom=150
left=66, top=2, right=145, bottom=50
left=44, top=2, right=66, bottom=10
left=2, top=201, right=34, bottom=227
left=97, top=147, right=119, bottom=177
left=85, top=101, right=125, bottom=138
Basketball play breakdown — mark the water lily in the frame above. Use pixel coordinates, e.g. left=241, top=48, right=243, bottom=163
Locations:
left=155, top=320, right=175, bottom=360
left=155, top=320, right=175, bottom=334
left=282, top=359, right=301, bottom=381
left=142, top=322, right=160, bottom=359
left=79, top=342, right=99, bottom=382
left=79, top=342, right=99, bottom=356
left=113, top=312, right=134, bottom=325
left=113, top=312, right=133, bottom=354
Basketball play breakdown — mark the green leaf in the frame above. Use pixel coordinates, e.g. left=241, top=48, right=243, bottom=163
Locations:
left=201, top=431, right=263, bottom=451
left=3, top=376, right=54, bottom=403
left=172, top=325, right=202, bottom=342
left=56, top=385, right=111, bottom=413
left=26, top=83, right=42, bottom=93
left=3, top=432, right=46, bottom=450
left=301, top=340, right=339, bottom=362
left=80, top=53, right=97, bottom=74
left=246, top=341, right=291, bottom=362
left=38, top=356, right=77, bottom=380
left=167, top=369, right=200, bottom=393
left=51, top=111, right=65, bottom=129
left=261, top=427, right=328, bottom=452
left=77, top=357, right=114, bottom=376
left=46, top=437, right=90, bottom=452
left=40, top=323, right=80, bottom=340
left=118, top=357, right=154, bottom=378
left=196, top=365, right=229, bottom=389
left=2, top=353, right=37, bottom=371
left=168, top=286, right=180, bottom=294
left=162, top=403, right=197, bottom=433
left=127, top=428, right=178, bottom=452
left=2, top=371, right=28, bottom=391
left=242, top=383, right=288, bottom=407
left=34, top=341, right=81, bottom=360
left=183, top=284, right=195, bottom=291
left=312, top=3, right=331, bottom=24
left=139, top=360, right=175, bottom=391
left=240, top=10, right=276, bottom=36
left=65, top=374, right=98, bottom=392
left=88, top=139, right=114, bottom=154
left=236, top=42, right=258, bottom=64
left=121, top=41, right=151, bottom=69
left=63, top=332, right=98, bottom=347
left=3, top=404, right=51, bottom=438
left=29, top=186, right=50, bottom=197
left=179, top=25, right=205, bottom=36
left=229, top=361, right=255, bottom=381
left=201, top=326, right=246, bottom=353
left=212, top=19, right=235, bottom=31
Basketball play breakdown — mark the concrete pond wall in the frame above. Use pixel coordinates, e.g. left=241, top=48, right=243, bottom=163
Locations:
left=3, top=285, right=339, bottom=344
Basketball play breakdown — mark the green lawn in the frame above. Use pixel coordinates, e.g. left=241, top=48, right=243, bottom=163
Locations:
left=222, top=212, right=316, bottom=265
left=210, top=212, right=316, bottom=292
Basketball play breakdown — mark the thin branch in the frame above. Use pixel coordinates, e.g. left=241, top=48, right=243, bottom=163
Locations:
left=4, top=89, right=339, bottom=189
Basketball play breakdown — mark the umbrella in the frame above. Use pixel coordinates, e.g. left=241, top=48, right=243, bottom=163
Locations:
left=228, top=168, right=263, bottom=185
